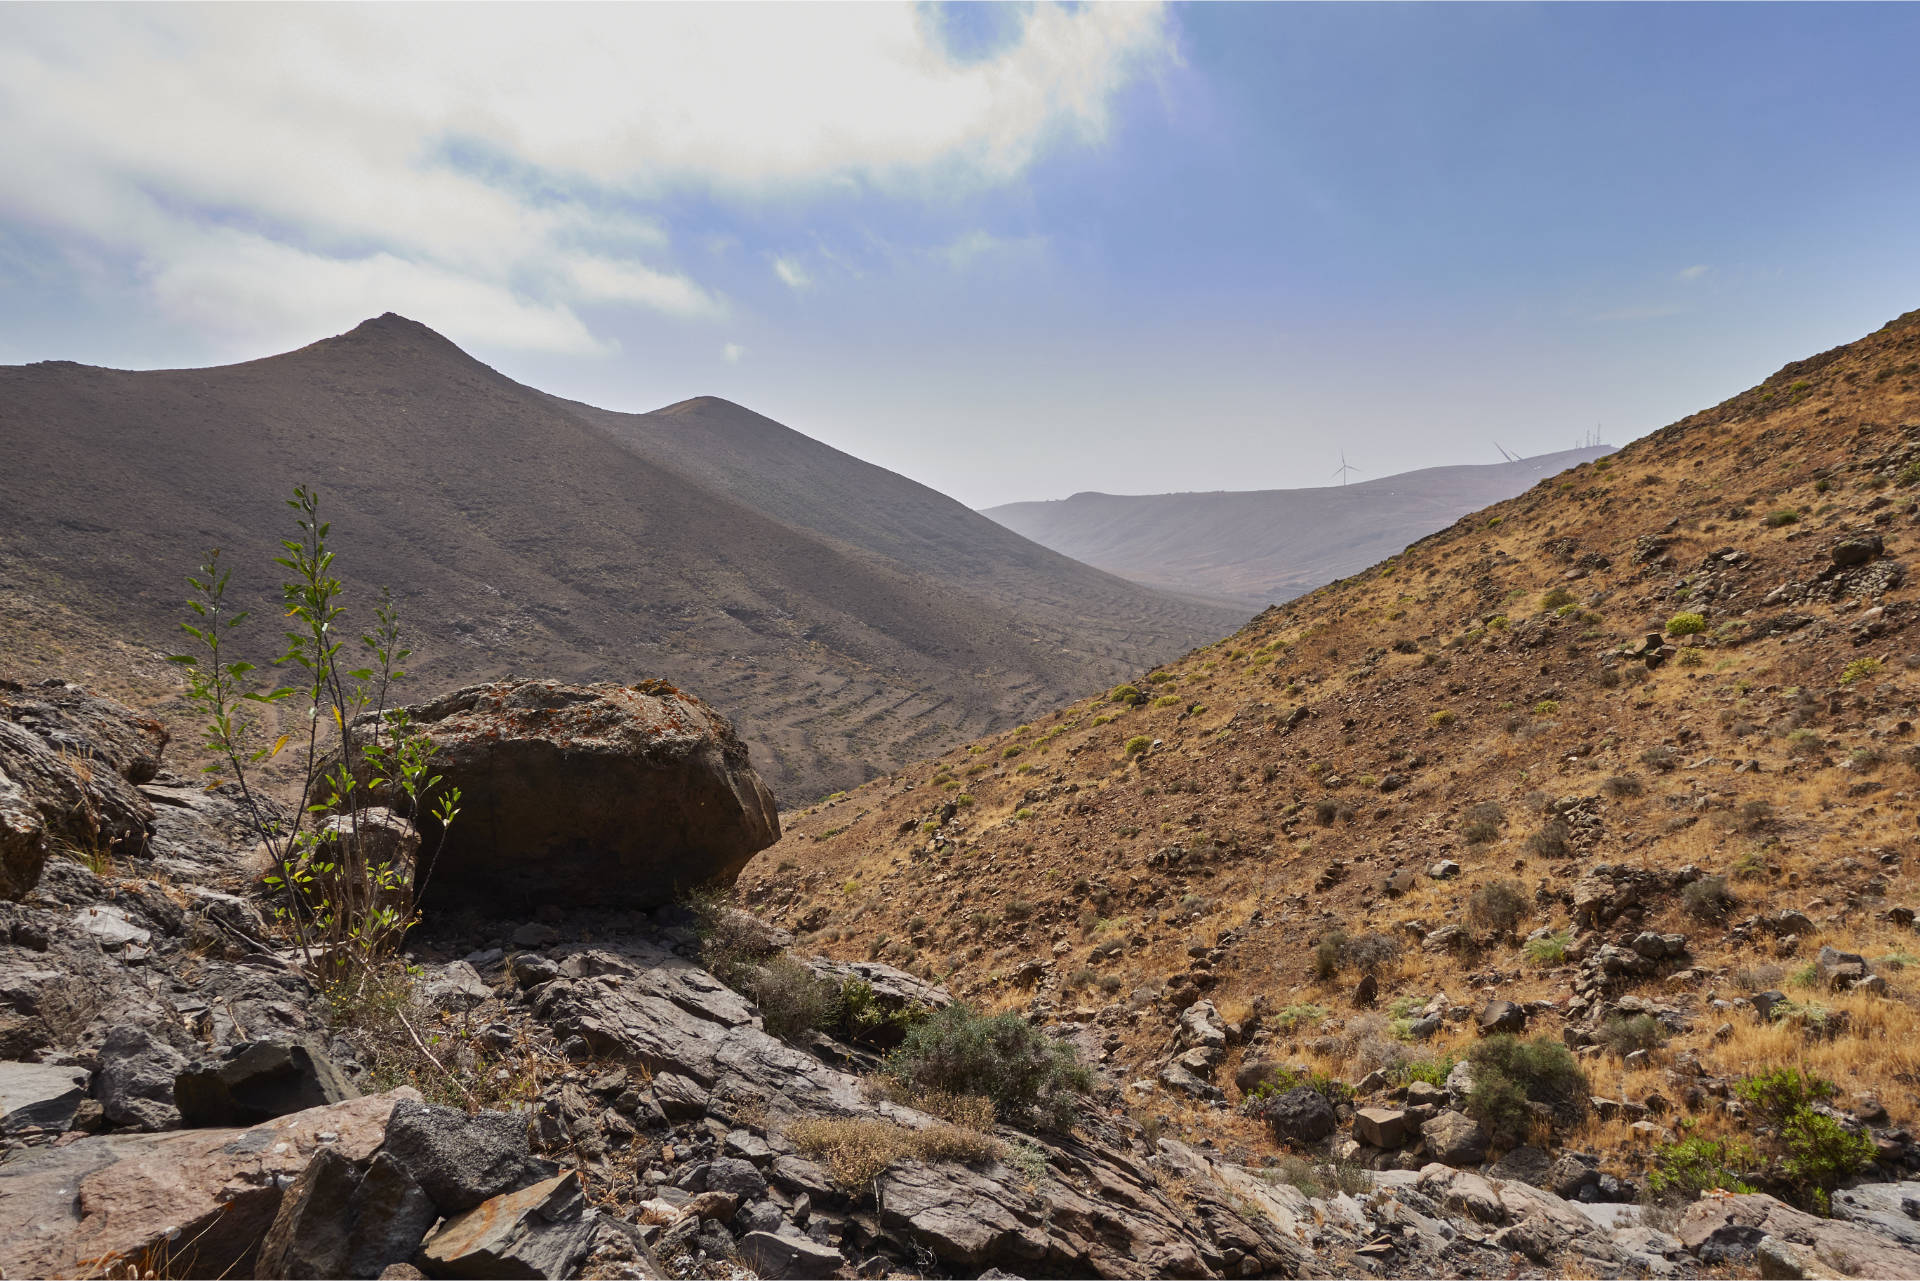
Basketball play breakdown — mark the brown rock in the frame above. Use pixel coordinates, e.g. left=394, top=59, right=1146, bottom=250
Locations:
left=353, top=681, right=779, bottom=908
left=0, top=1088, right=417, bottom=1280
left=417, top=1170, right=597, bottom=1279
left=1353, top=1107, right=1408, bottom=1149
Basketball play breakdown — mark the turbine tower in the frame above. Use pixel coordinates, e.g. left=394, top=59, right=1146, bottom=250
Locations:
left=1332, top=450, right=1359, bottom=485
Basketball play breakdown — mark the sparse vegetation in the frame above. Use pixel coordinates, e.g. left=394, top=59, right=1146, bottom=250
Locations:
left=1466, top=1035, right=1589, bottom=1147
left=1465, top=879, right=1529, bottom=939
left=1666, top=611, right=1707, bottom=636
left=885, top=1004, right=1094, bottom=1130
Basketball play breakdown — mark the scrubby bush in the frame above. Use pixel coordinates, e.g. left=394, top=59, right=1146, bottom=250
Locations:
left=1602, top=774, right=1645, bottom=798
left=1641, top=745, right=1677, bottom=772
left=1244, top=1065, right=1352, bottom=1107
left=1682, top=875, right=1737, bottom=922
left=1648, top=1136, right=1760, bottom=1197
left=1125, top=735, right=1152, bottom=755
left=788, top=1116, right=1002, bottom=1191
left=1667, top=612, right=1707, bottom=636
left=1540, top=586, right=1577, bottom=612
left=1764, top=509, right=1800, bottom=527
left=1467, top=1035, right=1590, bottom=1147
left=1525, top=818, right=1571, bottom=858
left=1595, top=1012, right=1668, bottom=1057
left=1523, top=929, right=1573, bottom=968
left=1460, top=801, right=1504, bottom=845
left=1344, top=930, right=1404, bottom=974
left=885, top=1004, right=1093, bottom=1130
left=1109, top=684, right=1145, bottom=706
left=1734, top=1067, right=1837, bottom=1125
left=1842, top=657, right=1883, bottom=684
left=1782, top=1110, right=1877, bottom=1211
left=1466, top=879, right=1529, bottom=939
left=749, top=955, right=843, bottom=1043
left=1313, top=931, right=1345, bottom=980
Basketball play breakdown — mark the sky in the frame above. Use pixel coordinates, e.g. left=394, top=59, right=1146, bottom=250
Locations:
left=4, top=3, right=1920, bottom=510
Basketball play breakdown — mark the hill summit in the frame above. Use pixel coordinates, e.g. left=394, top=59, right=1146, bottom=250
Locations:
left=0, top=316, right=1243, bottom=803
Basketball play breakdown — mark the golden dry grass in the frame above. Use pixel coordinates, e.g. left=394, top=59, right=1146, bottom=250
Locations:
left=785, top=1116, right=1004, bottom=1191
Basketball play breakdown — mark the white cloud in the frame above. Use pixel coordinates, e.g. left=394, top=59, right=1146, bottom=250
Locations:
left=772, top=257, right=814, bottom=291
left=1678, top=264, right=1710, bottom=281
left=722, top=342, right=745, bottom=365
left=0, top=4, right=1173, bottom=354
left=936, top=229, right=1049, bottom=271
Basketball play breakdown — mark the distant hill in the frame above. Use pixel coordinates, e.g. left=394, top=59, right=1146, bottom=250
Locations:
left=0, top=314, right=1243, bottom=802
left=983, top=446, right=1616, bottom=606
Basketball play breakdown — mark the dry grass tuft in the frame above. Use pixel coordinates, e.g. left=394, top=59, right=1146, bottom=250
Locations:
left=787, top=1116, right=1005, bottom=1191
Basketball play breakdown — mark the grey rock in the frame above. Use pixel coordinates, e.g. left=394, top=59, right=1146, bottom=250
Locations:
left=1829, top=1181, right=1920, bottom=1248
left=349, top=1152, right=441, bottom=1279
left=1353, top=1107, right=1408, bottom=1149
left=1816, top=945, right=1870, bottom=991
left=1252, top=1086, right=1337, bottom=1142
left=0, top=1061, right=90, bottom=1137
left=421, top=961, right=494, bottom=1012
left=72, top=904, right=151, bottom=950
left=175, top=1038, right=359, bottom=1127
left=737, top=1230, right=844, bottom=1279
left=1488, top=1145, right=1554, bottom=1187
left=95, top=1022, right=189, bottom=1130
left=706, top=1156, right=769, bottom=1201
left=256, top=1145, right=361, bottom=1279
left=1479, top=1000, right=1526, bottom=1035
left=512, top=923, right=559, bottom=949
left=1421, top=1110, right=1488, bottom=1167
left=417, top=1170, right=597, bottom=1279
left=383, top=1100, right=540, bottom=1213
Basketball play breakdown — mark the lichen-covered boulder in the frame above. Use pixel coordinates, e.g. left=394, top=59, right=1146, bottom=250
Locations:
left=358, top=680, right=779, bottom=909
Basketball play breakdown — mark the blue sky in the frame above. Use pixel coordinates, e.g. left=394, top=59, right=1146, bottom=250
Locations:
left=3, top=3, right=1918, bottom=508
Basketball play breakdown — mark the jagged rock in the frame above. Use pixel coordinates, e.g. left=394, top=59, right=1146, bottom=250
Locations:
left=1420, top=1110, right=1488, bottom=1167
left=1353, top=972, right=1379, bottom=1008
left=1176, top=999, right=1228, bottom=1051
left=1479, top=1000, right=1526, bottom=1035
left=421, top=960, right=495, bottom=1012
left=95, top=1022, right=190, bottom=1130
left=1233, top=1059, right=1280, bottom=1094
left=1252, top=1086, right=1337, bottom=1142
left=174, top=1037, right=359, bottom=1128
left=1830, top=1182, right=1920, bottom=1248
left=1487, top=1145, right=1553, bottom=1187
left=350, top=1152, right=444, bottom=1279
left=257, top=1145, right=363, bottom=1279
left=417, top=1171, right=598, bottom=1280
left=1678, top=1190, right=1920, bottom=1275
left=1353, top=1107, right=1409, bottom=1148
left=1816, top=945, right=1871, bottom=990
left=1416, top=1164, right=1507, bottom=1223
left=383, top=1100, right=544, bottom=1213
left=0, top=1088, right=416, bottom=1279
left=1832, top=535, right=1885, bottom=567
left=736, top=1230, right=844, bottom=1280
left=1157, top=1061, right=1223, bottom=1103
left=350, top=681, right=779, bottom=909
left=0, top=701, right=157, bottom=895
left=0, top=1061, right=90, bottom=1138
left=1, top=679, right=168, bottom=784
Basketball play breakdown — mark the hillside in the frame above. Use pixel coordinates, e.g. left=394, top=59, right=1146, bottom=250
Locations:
left=985, top=446, right=1616, bottom=607
left=0, top=315, right=1243, bottom=803
left=745, top=308, right=1920, bottom=1183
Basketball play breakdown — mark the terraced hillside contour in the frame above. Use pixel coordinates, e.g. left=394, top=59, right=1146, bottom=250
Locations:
left=745, top=308, right=1920, bottom=1191
left=0, top=314, right=1243, bottom=803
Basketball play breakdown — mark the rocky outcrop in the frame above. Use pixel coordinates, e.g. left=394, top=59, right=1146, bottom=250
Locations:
left=0, top=679, right=171, bottom=897
left=355, top=681, right=779, bottom=909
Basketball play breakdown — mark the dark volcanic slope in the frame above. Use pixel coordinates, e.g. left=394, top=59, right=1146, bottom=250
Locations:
left=985, top=446, right=1614, bottom=607
left=0, top=315, right=1243, bottom=802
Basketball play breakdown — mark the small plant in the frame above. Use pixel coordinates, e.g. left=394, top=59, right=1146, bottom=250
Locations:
left=1525, top=818, right=1571, bottom=858
left=1466, top=879, right=1529, bottom=939
left=1763, top=509, right=1799, bottom=528
left=1734, top=1067, right=1836, bottom=1125
left=1125, top=735, right=1152, bottom=756
left=1841, top=657, right=1883, bottom=684
left=1595, top=1012, right=1668, bottom=1056
left=1429, top=709, right=1456, bottom=728
left=1109, top=684, right=1145, bottom=707
left=1781, top=1110, right=1876, bottom=1212
left=1666, top=612, right=1707, bottom=637
left=1678, top=648, right=1704, bottom=668
left=787, top=1116, right=1002, bottom=1192
left=1602, top=774, right=1644, bottom=798
left=749, top=955, right=844, bottom=1043
left=1392, top=1055, right=1456, bottom=1088
left=1648, top=1136, right=1760, bottom=1197
left=1523, top=929, right=1573, bottom=968
left=1313, top=932, right=1345, bottom=980
left=1682, top=874, right=1737, bottom=922
left=1540, top=586, right=1577, bottom=612
left=1641, top=745, right=1677, bottom=772
left=1533, top=699, right=1561, bottom=717
left=1460, top=800, right=1504, bottom=845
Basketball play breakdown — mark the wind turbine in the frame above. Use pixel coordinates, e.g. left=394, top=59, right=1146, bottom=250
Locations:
left=1332, top=450, right=1359, bottom=485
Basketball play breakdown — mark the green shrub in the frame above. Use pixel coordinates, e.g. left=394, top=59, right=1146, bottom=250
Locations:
left=1429, top=709, right=1456, bottom=728
left=1460, top=800, right=1503, bottom=845
left=1392, top=1055, right=1455, bottom=1088
left=1648, top=1136, right=1760, bottom=1197
left=837, top=978, right=931, bottom=1046
left=1764, top=509, right=1799, bottom=527
left=1666, top=612, right=1707, bottom=636
left=1124, top=735, right=1152, bottom=755
left=749, top=955, right=843, bottom=1043
left=1467, top=1036, right=1590, bottom=1146
left=1533, top=699, right=1560, bottom=717
left=1523, top=929, right=1573, bottom=968
left=1841, top=657, right=1883, bottom=684
left=1735, top=1067, right=1837, bottom=1125
left=1525, top=818, right=1571, bottom=858
left=1540, top=586, right=1577, bottom=612
left=1682, top=874, right=1737, bottom=922
left=1272, top=1002, right=1329, bottom=1033
left=886, top=1004, right=1094, bottom=1130
left=1313, top=932, right=1344, bottom=980
left=1245, top=1064, right=1352, bottom=1107
left=1109, top=684, right=1145, bottom=706
left=1782, top=1109, right=1876, bottom=1211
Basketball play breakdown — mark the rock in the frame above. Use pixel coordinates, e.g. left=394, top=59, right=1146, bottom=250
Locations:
left=1816, top=945, right=1870, bottom=991
left=1545, top=1151, right=1601, bottom=1199
left=0, top=1061, right=91, bottom=1137
left=95, top=1022, right=189, bottom=1130
left=513, top=923, right=560, bottom=949
left=1353, top=1107, right=1409, bottom=1149
left=1416, top=1163, right=1506, bottom=1223
left=1176, top=1000, right=1228, bottom=1051
left=1752, top=989, right=1789, bottom=1022
left=1479, top=1000, right=1526, bottom=1035
left=383, top=1100, right=543, bottom=1213
left=421, top=960, right=495, bottom=1012
left=1429, top=860, right=1461, bottom=879
left=1252, top=1086, right=1337, bottom=1142
left=706, top=1156, right=769, bottom=1200
left=0, top=708, right=156, bottom=896
left=1354, top=972, right=1379, bottom=1008
left=300, top=808, right=419, bottom=924
left=737, top=1230, right=844, bottom=1279
left=1444, top=1059, right=1476, bottom=1107
left=72, top=904, right=151, bottom=950
left=1679, top=1190, right=1920, bottom=1276
left=175, top=1038, right=359, bottom=1127
left=417, top=1170, right=598, bottom=1280
left=1404, top=1015, right=1442, bottom=1040
left=1233, top=1059, right=1280, bottom=1094
left=1832, top=536, right=1885, bottom=568
left=1756, top=1233, right=1820, bottom=1278
left=257, top=1145, right=363, bottom=1279
left=1420, top=1110, right=1488, bottom=1167
left=1487, top=1145, right=1553, bottom=1187
left=350, top=681, right=780, bottom=909
left=350, top=1152, right=443, bottom=1279
left=0, top=1088, right=416, bottom=1280
left=1, top=679, right=168, bottom=784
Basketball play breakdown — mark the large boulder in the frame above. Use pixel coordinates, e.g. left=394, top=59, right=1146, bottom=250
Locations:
left=356, top=681, right=779, bottom=908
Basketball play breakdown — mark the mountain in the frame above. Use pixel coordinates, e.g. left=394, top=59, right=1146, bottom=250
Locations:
left=0, top=314, right=1243, bottom=803
left=744, top=309, right=1920, bottom=1184
left=984, top=446, right=1616, bottom=607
